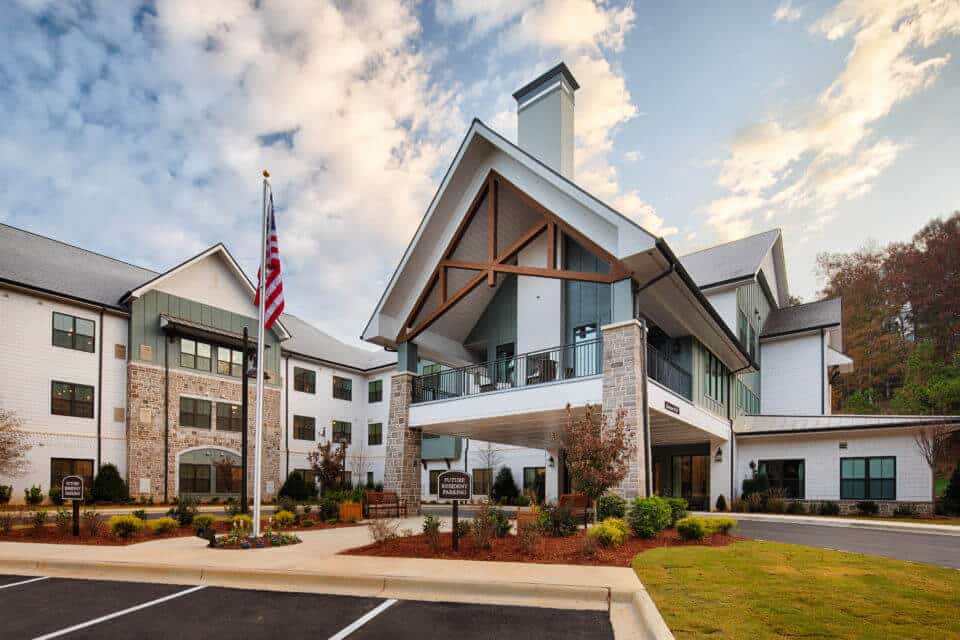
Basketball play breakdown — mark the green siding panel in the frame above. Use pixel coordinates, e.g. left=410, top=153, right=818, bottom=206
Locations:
left=563, top=236, right=611, bottom=343
left=465, top=274, right=517, bottom=361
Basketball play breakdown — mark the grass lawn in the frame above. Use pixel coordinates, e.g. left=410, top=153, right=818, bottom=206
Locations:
left=634, top=541, right=960, bottom=639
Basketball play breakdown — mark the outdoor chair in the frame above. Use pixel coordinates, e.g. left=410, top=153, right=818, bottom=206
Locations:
left=366, top=491, right=406, bottom=518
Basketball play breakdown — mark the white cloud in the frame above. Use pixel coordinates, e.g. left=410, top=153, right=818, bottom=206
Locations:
left=705, top=0, right=960, bottom=240
left=0, top=0, right=466, bottom=345
left=624, top=150, right=644, bottom=162
left=774, top=1, right=802, bottom=23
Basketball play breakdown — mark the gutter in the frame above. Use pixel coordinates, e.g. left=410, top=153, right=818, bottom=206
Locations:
left=761, top=322, right=841, bottom=341
left=653, top=239, right=760, bottom=371
left=735, top=417, right=960, bottom=437
left=0, top=278, right=129, bottom=314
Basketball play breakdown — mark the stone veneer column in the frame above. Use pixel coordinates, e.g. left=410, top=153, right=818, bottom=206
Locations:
left=383, top=372, right=422, bottom=513
left=601, top=319, right=649, bottom=499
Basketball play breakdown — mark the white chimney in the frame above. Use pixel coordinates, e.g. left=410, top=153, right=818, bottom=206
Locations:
left=513, top=62, right=579, bottom=179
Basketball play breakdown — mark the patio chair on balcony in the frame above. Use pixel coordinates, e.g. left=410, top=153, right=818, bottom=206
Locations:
left=525, top=354, right=558, bottom=385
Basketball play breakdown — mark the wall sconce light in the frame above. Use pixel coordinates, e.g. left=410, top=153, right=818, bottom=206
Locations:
left=548, top=456, right=555, bottom=468
left=714, top=447, right=723, bottom=463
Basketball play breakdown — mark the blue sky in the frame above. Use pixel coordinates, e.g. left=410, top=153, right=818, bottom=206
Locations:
left=2, top=1, right=958, bottom=347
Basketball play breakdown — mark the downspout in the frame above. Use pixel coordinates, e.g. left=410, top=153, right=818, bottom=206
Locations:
left=639, top=318, right=652, bottom=497
left=96, top=308, right=104, bottom=470
left=163, top=336, right=171, bottom=503
left=285, top=356, right=290, bottom=477
left=820, top=330, right=825, bottom=414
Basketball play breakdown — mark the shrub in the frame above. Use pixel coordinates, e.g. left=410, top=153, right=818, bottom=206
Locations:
left=30, top=509, right=49, bottom=532
left=596, top=494, right=627, bottom=520
left=666, top=497, right=688, bottom=525
left=818, top=501, right=840, bottom=516
left=25, top=485, right=43, bottom=505
left=149, top=517, right=179, bottom=535
left=491, top=467, right=520, bottom=503
left=517, top=523, right=542, bottom=556
left=893, top=503, right=917, bottom=518
left=0, top=512, right=14, bottom=534
left=856, top=500, right=879, bottom=516
left=0, top=485, right=11, bottom=504
left=944, top=463, right=960, bottom=515
left=786, top=501, right=807, bottom=515
left=55, top=507, right=71, bottom=535
left=82, top=510, right=104, bottom=536
left=369, top=519, right=399, bottom=544
left=109, top=514, right=145, bottom=538
left=745, top=493, right=764, bottom=513
left=729, top=498, right=747, bottom=513
left=488, top=507, right=511, bottom=537
left=132, top=509, right=148, bottom=522
left=231, top=514, right=254, bottom=530
left=274, top=510, right=296, bottom=528
left=765, top=497, right=785, bottom=513
left=276, top=495, right=298, bottom=516
left=48, top=486, right=64, bottom=506
left=471, top=503, right=496, bottom=549
left=587, top=518, right=630, bottom=548
left=707, top=517, right=737, bottom=535
left=193, top=514, right=217, bottom=530
left=580, top=533, right=600, bottom=559
left=715, top=495, right=728, bottom=512
left=318, top=497, right=340, bottom=521
left=168, top=494, right=199, bottom=526
left=422, top=514, right=442, bottom=551
left=279, top=471, right=318, bottom=502
left=742, top=471, right=769, bottom=497
left=223, top=497, right=242, bottom=517
left=301, top=518, right=316, bottom=528
left=627, top=496, right=671, bottom=539
left=676, top=516, right=706, bottom=541
left=92, top=464, right=129, bottom=503
left=537, top=503, right=578, bottom=537
left=454, top=519, right=471, bottom=538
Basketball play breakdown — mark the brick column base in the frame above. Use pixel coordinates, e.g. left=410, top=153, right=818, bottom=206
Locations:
left=383, top=373, right=421, bottom=513
left=601, top=319, right=649, bottom=499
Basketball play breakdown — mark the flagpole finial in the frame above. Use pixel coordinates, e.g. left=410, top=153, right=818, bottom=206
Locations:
left=262, top=169, right=270, bottom=178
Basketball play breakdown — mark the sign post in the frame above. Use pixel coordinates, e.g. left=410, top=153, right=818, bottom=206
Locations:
left=61, top=476, right=84, bottom=537
left=438, top=471, right=470, bottom=551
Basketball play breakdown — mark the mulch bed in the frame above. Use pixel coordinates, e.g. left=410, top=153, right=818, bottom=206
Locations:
left=342, top=529, right=741, bottom=567
left=0, top=519, right=358, bottom=547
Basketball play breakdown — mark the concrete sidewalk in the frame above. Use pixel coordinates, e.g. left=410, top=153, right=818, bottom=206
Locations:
left=0, top=517, right=669, bottom=639
left=694, top=511, right=960, bottom=536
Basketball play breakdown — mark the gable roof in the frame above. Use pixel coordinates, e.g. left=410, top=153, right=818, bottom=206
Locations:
left=0, top=223, right=159, bottom=310
left=281, top=313, right=394, bottom=372
left=680, top=229, right=780, bottom=290
left=761, top=297, right=841, bottom=338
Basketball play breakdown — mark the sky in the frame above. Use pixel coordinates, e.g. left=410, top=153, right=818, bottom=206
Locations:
left=2, top=0, right=958, bottom=349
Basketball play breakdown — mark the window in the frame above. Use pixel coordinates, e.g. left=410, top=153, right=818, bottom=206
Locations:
left=841, top=457, right=896, bottom=500
left=52, top=312, right=95, bottom=353
left=737, top=310, right=748, bottom=347
left=704, top=351, right=726, bottom=402
left=179, top=464, right=211, bottom=494
left=180, top=338, right=212, bottom=371
left=368, top=379, right=383, bottom=403
left=472, top=468, right=493, bottom=496
left=214, top=462, right=242, bottom=493
left=216, top=403, right=242, bottom=432
left=51, top=381, right=94, bottom=418
left=179, top=397, right=212, bottom=429
left=293, top=367, right=315, bottom=393
left=736, top=379, right=760, bottom=415
left=748, top=324, right=757, bottom=360
left=495, top=342, right=515, bottom=384
left=429, top=470, right=442, bottom=495
left=333, top=376, right=352, bottom=401
left=366, top=471, right=374, bottom=487
left=293, top=415, right=316, bottom=441
left=367, top=423, right=382, bottom=446
left=758, top=459, right=805, bottom=498
left=217, top=347, right=243, bottom=377
left=422, top=363, right=441, bottom=376
left=332, top=420, right=351, bottom=444
left=50, top=458, right=94, bottom=492
left=524, top=467, right=546, bottom=502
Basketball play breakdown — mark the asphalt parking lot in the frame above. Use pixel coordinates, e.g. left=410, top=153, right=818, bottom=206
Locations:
left=0, top=574, right=613, bottom=639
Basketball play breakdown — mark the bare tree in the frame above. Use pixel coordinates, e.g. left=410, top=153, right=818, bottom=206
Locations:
left=348, top=441, right=374, bottom=487
left=471, top=441, right=505, bottom=498
left=0, top=408, right=31, bottom=477
left=915, top=425, right=956, bottom=503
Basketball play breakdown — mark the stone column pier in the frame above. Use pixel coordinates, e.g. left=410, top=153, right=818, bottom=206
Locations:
left=383, top=372, right=422, bottom=513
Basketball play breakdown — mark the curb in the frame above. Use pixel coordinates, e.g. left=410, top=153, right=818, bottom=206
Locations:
left=630, top=590, right=675, bottom=640
left=693, top=512, right=960, bottom=537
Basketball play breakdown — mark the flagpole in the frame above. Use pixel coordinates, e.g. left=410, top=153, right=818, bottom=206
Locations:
left=252, top=169, right=270, bottom=538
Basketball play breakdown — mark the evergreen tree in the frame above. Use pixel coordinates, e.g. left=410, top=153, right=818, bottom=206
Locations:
left=491, top=467, right=519, bottom=503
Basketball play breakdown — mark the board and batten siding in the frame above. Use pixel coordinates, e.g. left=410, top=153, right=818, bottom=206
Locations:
left=735, top=281, right=770, bottom=408
left=128, top=289, right=282, bottom=386
left=690, top=339, right=729, bottom=419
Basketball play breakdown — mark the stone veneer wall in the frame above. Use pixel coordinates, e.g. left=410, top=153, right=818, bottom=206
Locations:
left=601, top=319, right=649, bottom=499
left=126, top=361, right=281, bottom=502
left=383, top=373, right=421, bottom=512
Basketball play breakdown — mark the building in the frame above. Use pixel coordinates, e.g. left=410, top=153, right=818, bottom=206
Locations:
left=0, top=226, right=543, bottom=504
left=363, top=62, right=959, bottom=515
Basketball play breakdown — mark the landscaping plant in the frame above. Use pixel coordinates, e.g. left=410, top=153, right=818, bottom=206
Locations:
left=48, top=486, right=63, bottom=506
left=597, top=494, right=627, bottom=520
left=368, top=518, right=399, bottom=544
left=279, top=471, right=318, bottom=501
left=587, top=517, right=630, bottom=548
left=92, top=463, right=129, bottom=503
left=0, top=512, right=14, bottom=535
left=108, top=514, right=144, bottom=538
left=223, top=497, right=242, bottom=517
left=55, top=507, right=71, bottom=535
left=627, top=496, right=671, bottom=538
left=273, top=510, right=296, bottom=528
left=487, top=506, right=512, bottom=537
left=82, top=510, right=104, bottom=537
left=517, top=522, right=542, bottom=556
left=422, top=514, right=442, bottom=551
left=302, top=518, right=315, bottom=527
left=132, top=509, right=148, bottom=522
left=0, top=485, right=11, bottom=504
left=676, top=516, right=706, bottom=541
left=537, top=503, right=578, bottom=537
left=471, top=503, right=496, bottom=549
left=31, top=509, right=48, bottom=532
left=786, top=501, right=807, bottom=515
left=559, top=404, right=630, bottom=523
left=231, top=514, right=253, bottom=529
left=665, top=497, right=688, bottom=525
left=893, top=503, right=918, bottom=518
left=149, top=517, right=179, bottom=535
left=168, top=494, right=200, bottom=526
left=856, top=500, right=880, bottom=515
left=715, top=494, right=728, bottom=511
left=818, top=501, right=840, bottom=516
left=25, top=485, right=43, bottom=505
left=765, top=487, right=787, bottom=514
left=491, top=467, right=519, bottom=504
left=943, top=462, right=960, bottom=515
left=580, top=532, right=600, bottom=559
left=276, top=495, right=297, bottom=516
left=0, top=408, right=31, bottom=478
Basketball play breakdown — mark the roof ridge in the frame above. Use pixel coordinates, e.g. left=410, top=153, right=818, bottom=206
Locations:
left=1, top=222, right=159, bottom=275
left=681, top=227, right=780, bottom=258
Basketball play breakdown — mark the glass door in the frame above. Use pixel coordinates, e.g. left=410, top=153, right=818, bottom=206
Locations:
left=671, top=455, right=709, bottom=509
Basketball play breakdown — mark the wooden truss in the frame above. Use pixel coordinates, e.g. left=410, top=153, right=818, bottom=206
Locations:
left=397, top=170, right=632, bottom=344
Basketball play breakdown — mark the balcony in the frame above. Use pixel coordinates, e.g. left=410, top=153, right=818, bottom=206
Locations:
left=412, top=339, right=603, bottom=404
left=646, top=343, right=692, bottom=400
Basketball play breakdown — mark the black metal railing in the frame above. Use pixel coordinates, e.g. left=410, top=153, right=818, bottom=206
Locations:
left=412, top=339, right=603, bottom=404
left=646, top=343, right=692, bottom=400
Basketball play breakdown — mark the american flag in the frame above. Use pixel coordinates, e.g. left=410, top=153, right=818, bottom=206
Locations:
left=254, top=192, right=284, bottom=330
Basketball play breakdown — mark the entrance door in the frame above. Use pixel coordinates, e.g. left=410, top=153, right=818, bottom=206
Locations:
left=671, top=455, right=709, bottom=510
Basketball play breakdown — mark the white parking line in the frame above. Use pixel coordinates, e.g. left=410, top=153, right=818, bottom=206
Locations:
left=0, top=576, right=49, bottom=590
left=32, top=585, right=207, bottom=639
left=328, top=599, right=398, bottom=640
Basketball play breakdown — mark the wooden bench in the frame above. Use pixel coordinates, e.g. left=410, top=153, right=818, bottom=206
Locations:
left=366, top=491, right=406, bottom=519
left=559, top=493, right=592, bottom=527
